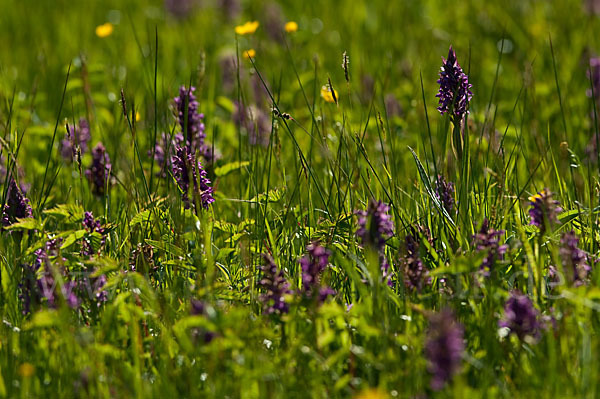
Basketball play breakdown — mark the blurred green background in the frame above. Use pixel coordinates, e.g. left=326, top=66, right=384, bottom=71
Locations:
left=1, top=0, right=599, bottom=200
left=2, top=1, right=600, bottom=398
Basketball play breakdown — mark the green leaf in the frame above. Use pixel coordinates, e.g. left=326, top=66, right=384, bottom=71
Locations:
left=430, top=251, right=486, bottom=276
left=91, top=343, right=125, bottom=359
left=213, top=220, right=236, bottom=234
left=129, top=206, right=166, bottom=228
left=88, top=231, right=104, bottom=252
left=238, top=219, right=255, bottom=230
left=216, top=247, right=236, bottom=260
left=216, top=95, right=235, bottom=113
left=250, top=187, right=285, bottom=203
left=60, top=229, right=86, bottom=249
left=129, top=209, right=151, bottom=227
left=24, top=310, right=59, bottom=330
left=103, top=272, right=158, bottom=312
left=4, top=218, right=42, bottom=231
left=333, top=374, right=352, bottom=392
left=558, top=209, right=579, bottom=224
left=214, top=161, right=250, bottom=177
left=85, top=257, right=120, bottom=277
left=43, top=203, right=84, bottom=223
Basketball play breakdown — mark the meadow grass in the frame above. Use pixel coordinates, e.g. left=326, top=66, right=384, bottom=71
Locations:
left=1, top=0, right=600, bottom=397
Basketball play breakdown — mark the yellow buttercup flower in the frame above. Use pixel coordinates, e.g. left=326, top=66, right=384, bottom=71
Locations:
left=285, top=21, right=298, bottom=33
left=320, top=85, right=338, bottom=103
left=354, top=388, right=389, bottom=399
left=243, top=49, right=256, bottom=59
left=528, top=188, right=549, bottom=202
left=235, top=21, right=259, bottom=35
left=95, top=22, right=114, bottom=38
left=135, top=111, right=141, bottom=122
left=18, top=363, right=35, bottom=378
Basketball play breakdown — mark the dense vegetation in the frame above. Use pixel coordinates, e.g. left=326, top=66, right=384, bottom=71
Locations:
left=1, top=0, right=600, bottom=397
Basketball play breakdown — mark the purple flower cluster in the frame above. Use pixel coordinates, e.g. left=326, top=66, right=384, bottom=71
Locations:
left=401, top=226, right=432, bottom=293
left=528, top=189, right=562, bottom=233
left=190, top=298, right=206, bottom=315
left=172, top=146, right=193, bottom=206
left=173, top=86, right=212, bottom=159
left=152, top=133, right=170, bottom=173
left=61, top=118, right=91, bottom=162
left=152, top=86, right=217, bottom=175
left=499, top=291, right=542, bottom=340
left=436, top=46, right=472, bottom=121
left=258, top=254, right=291, bottom=316
left=89, top=274, right=108, bottom=303
left=19, top=265, right=39, bottom=314
left=22, top=238, right=101, bottom=311
left=356, top=199, right=394, bottom=284
left=472, top=219, right=508, bottom=276
left=20, top=235, right=108, bottom=314
left=82, top=211, right=106, bottom=256
left=299, top=243, right=335, bottom=304
left=435, top=175, right=455, bottom=214
left=356, top=199, right=394, bottom=247
left=436, top=46, right=473, bottom=122
left=233, top=101, right=271, bottom=147
left=2, top=178, right=33, bottom=227
left=174, top=86, right=203, bottom=137
left=559, top=231, right=591, bottom=286
left=20, top=239, right=64, bottom=314
left=150, top=132, right=184, bottom=177
left=190, top=298, right=216, bottom=343
left=546, top=264, right=560, bottom=291
left=83, top=211, right=104, bottom=233
left=171, top=145, right=214, bottom=209
left=425, top=309, right=464, bottom=391
left=85, top=143, right=112, bottom=196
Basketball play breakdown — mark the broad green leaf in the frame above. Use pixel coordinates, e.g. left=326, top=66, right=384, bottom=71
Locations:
left=5, top=218, right=42, bottom=231
left=24, top=310, right=59, bottom=330
left=44, top=203, right=84, bottom=223
left=216, top=95, right=235, bottom=113
left=214, top=161, right=250, bottom=177
left=60, top=229, right=86, bottom=249
left=250, top=188, right=285, bottom=203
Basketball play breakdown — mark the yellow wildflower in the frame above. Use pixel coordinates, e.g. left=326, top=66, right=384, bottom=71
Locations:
left=528, top=188, right=549, bottom=202
left=18, top=363, right=35, bottom=378
left=285, top=21, right=298, bottom=33
left=354, top=388, right=389, bottom=399
left=243, top=49, right=256, bottom=59
left=95, top=23, right=114, bottom=38
left=135, top=111, right=141, bottom=122
left=235, top=21, right=259, bottom=35
left=320, top=85, right=338, bottom=103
